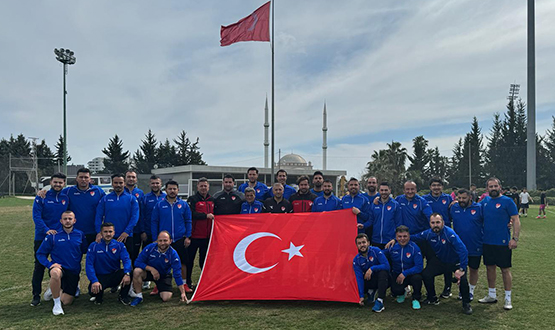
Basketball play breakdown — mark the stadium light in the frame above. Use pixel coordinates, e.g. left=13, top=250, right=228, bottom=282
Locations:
left=54, top=48, right=76, bottom=175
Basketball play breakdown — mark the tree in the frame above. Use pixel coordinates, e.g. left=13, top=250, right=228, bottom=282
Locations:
left=9, top=134, right=31, bottom=157
left=174, top=130, right=206, bottom=166
left=448, top=138, right=465, bottom=188
left=543, top=116, right=555, bottom=188
left=133, top=129, right=158, bottom=173
left=425, top=147, right=449, bottom=182
left=157, top=139, right=177, bottom=168
left=363, top=141, right=407, bottom=194
left=466, top=117, right=485, bottom=186
left=35, top=139, right=56, bottom=175
left=485, top=113, right=504, bottom=179
left=54, top=135, right=71, bottom=164
left=406, top=136, right=429, bottom=188
left=102, top=135, right=129, bottom=174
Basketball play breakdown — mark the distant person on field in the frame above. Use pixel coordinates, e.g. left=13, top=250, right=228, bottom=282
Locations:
left=537, top=189, right=548, bottom=219
left=519, top=188, right=533, bottom=217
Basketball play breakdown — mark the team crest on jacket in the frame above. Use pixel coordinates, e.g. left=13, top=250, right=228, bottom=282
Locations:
left=471, top=209, right=476, bottom=215
left=232, top=196, right=236, bottom=200
left=90, top=191, right=95, bottom=196
left=254, top=208, right=259, bottom=212
left=164, top=258, right=169, bottom=263
left=413, top=204, right=417, bottom=209
left=387, top=206, right=392, bottom=211
left=256, top=189, right=260, bottom=193
left=406, top=252, right=411, bottom=258
left=442, top=200, right=447, bottom=205
left=281, top=206, right=285, bottom=211
left=135, top=193, right=139, bottom=198
left=177, top=204, right=182, bottom=209
left=112, top=248, right=117, bottom=254
left=369, top=256, right=374, bottom=262
left=62, top=200, right=66, bottom=205
left=495, top=203, right=501, bottom=209
left=441, top=239, right=446, bottom=244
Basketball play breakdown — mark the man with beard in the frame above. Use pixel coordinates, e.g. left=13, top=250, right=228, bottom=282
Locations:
left=289, top=176, right=317, bottom=212
left=141, top=175, right=166, bottom=247
left=341, top=178, right=370, bottom=232
left=362, top=176, right=380, bottom=202
left=124, top=170, right=145, bottom=263
left=268, top=169, right=297, bottom=200
left=312, top=180, right=342, bottom=212
left=310, top=171, right=325, bottom=197
left=238, top=167, right=269, bottom=201
left=450, top=188, right=483, bottom=301
left=396, top=181, right=433, bottom=235
left=353, top=233, right=390, bottom=313
left=410, top=213, right=472, bottom=315
left=478, top=178, right=520, bottom=310
left=263, top=183, right=293, bottom=213
left=214, top=174, right=245, bottom=215
left=240, top=187, right=264, bottom=214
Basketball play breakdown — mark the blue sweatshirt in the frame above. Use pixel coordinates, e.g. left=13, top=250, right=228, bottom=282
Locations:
left=268, top=184, right=297, bottom=200
left=411, top=226, right=468, bottom=269
left=362, top=192, right=380, bottom=203
left=395, top=194, right=433, bottom=234
left=238, top=182, right=269, bottom=201
left=341, top=193, right=371, bottom=225
left=86, top=239, right=132, bottom=283
left=312, top=194, right=342, bottom=212
left=32, top=189, right=69, bottom=241
left=481, top=195, right=518, bottom=246
left=362, top=197, right=403, bottom=244
left=383, top=241, right=423, bottom=276
left=352, top=246, right=390, bottom=298
left=95, top=191, right=140, bottom=238
left=450, top=202, right=483, bottom=257
left=423, top=193, right=453, bottom=227
left=151, top=197, right=192, bottom=241
left=126, top=187, right=145, bottom=234
left=135, top=242, right=184, bottom=286
left=240, top=200, right=264, bottom=214
left=142, top=191, right=166, bottom=236
left=62, top=185, right=105, bottom=235
left=310, top=188, right=324, bottom=198
left=36, top=228, right=88, bottom=275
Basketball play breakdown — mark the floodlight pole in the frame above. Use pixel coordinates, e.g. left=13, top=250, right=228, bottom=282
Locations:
left=54, top=48, right=76, bottom=175
left=527, top=0, right=537, bottom=190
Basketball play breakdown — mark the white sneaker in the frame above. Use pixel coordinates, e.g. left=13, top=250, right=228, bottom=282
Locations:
left=504, top=299, right=513, bottom=310
left=89, top=297, right=96, bottom=302
left=478, top=295, right=498, bottom=303
left=43, top=287, right=52, bottom=301
left=52, top=304, right=64, bottom=316
left=142, top=281, right=150, bottom=290
left=128, top=286, right=139, bottom=298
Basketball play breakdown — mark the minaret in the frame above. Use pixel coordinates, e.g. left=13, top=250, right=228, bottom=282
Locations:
left=264, top=96, right=270, bottom=168
left=322, top=102, right=328, bottom=170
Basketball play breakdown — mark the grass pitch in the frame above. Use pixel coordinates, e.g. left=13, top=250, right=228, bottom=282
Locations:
left=0, top=197, right=553, bottom=329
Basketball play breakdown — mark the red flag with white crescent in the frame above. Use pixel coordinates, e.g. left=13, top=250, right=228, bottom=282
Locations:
left=191, top=209, right=359, bottom=303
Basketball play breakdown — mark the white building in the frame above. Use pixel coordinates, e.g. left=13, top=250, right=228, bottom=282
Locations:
left=87, top=157, right=105, bottom=173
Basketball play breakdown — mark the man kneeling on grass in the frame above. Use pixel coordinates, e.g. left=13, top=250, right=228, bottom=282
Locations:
left=129, top=231, right=187, bottom=306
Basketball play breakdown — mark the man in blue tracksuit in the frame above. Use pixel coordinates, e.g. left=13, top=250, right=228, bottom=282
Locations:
left=125, top=170, right=145, bottom=263
left=341, top=178, right=370, bottom=232
left=238, top=167, right=269, bottom=201
left=86, top=222, right=132, bottom=305
left=31, top=172, right=69, bottom=307
left=395, top=181, right=433, bottom=234
left=61, top=168, right=105, bottom=246
left=312, top=180, right=342, bottom=212
left=383, top=225, right=423, bottom=310
left=151, top=180, right=192, bottom=292
left=362, top=176, right=380, bottom=202
left=141, top=175, right=166, bottom=246
left=131, top=231, right=187, bottom=306
left=37, top=210, right=88, bottom=315
left=268, top=169, right=297, bottom=200
left=94, top=173, right=140, bottom=263
left=353, top=233, right=390, bottom=313
left=422, top=177, right=454, bottom=299
left=358, top=182, right=402, bottom=249
left=450, top=188, right=483, bottom=301
left=310, top=171, right=325, bottom=197
left=240, top=187, right=264, bottom=214
left=410, top=213, right=472, bottom=315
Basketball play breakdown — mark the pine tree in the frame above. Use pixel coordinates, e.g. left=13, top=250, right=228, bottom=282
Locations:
left=407, top=136, right=429, bottom=188
left=157, top=139, right=176, bottom=168
left=36, top=139, right=55, bottom=175
left=467, top=117, right=484, bottom=186
left=133, top=129, right=158, bottom=173
left=54, top=135, right=71, bottom=164
left=9, top=134, right=31, bottom=157
left=425, top=147, right=449, bottom=183
left=102, top=135, right=130, bottom=174
left=174, top=130, right=206, bottom=166
left=485, top=113, right=504, bottom=178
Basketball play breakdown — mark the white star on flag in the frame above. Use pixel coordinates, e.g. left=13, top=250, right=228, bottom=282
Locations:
left=281, top=242, right=304, bottom=261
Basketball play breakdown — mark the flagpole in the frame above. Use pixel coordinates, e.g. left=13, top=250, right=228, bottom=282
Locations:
left=270, top=0, right=275, bottom=181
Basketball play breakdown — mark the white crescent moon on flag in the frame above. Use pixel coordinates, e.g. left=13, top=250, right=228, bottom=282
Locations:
left=233, top=232, right=281, bottom=274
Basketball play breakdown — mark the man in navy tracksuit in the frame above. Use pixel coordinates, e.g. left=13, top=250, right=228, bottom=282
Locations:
left=94, top=173, right=140, bottom=263
left=31, top=172, right=69, bottom=307
left=86, top=222, right=132, bottom=305
left=125, top=170, right=145, bottom=263
left=312, top=180, right=342, bottom=212
left=395, top=181, right=433, bottom=235
left=238, top=167, right=269, bottom=201
left=341, top=178, right=370, bottom=232
left=37, top=210, right=88, bottom=315
left=411, top=213, right=472, bottom=315
left=422, top=177, right=454, bottom=299
left=362, top=176, right=380, bottom=202
left=353, top=233, right=390, bottom=313
left=359, top=182, right=402, bottom=249
left=310, top=171, right=325, bottom=197
left=289, top=176, right=317, bottom=212
left=151, top=180, right=192, bottom=293
left=450, top=188, right=483, bottom=301
left=240, top=187, right=264, bottom=214
left=61, top=168, right=105, bottom=246
left=383, top=225, right=423, bottom=310
left=131, top=231, right=187, bottom=306
left=268, top=169, right=297, bottom=200
left=141, top=175, right=166, bottom=246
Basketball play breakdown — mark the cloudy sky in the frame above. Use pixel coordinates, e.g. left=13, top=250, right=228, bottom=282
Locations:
left=1, top=0, right=554, bottom=177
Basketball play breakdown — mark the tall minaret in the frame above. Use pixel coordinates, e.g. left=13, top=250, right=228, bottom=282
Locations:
left=264, top=96, right=270, bottom=168
left=322, top=102, right=328, bottom=170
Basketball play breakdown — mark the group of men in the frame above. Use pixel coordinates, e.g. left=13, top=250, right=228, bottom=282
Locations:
left=31, top=166, right=521, bottom=316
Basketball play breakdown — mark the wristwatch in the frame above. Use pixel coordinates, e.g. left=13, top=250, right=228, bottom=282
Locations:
left=512, top=237, right=519, bottom=242
left=124, top=272, right=130, bottom=276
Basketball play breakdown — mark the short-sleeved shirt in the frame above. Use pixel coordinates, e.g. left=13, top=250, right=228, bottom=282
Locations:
left=481, top=195, right=518, bottom=246
left=519, top=192, right=531, bottom=204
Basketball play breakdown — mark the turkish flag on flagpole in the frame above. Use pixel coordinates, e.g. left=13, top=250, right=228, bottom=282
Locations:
left=191, top=209, right=360, bottom=303
left=220, top=1, right=271, bottom=46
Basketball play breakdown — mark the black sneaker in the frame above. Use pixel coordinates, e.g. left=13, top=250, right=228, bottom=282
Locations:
left=423, top=297, right=440, bottom=305
left=118, top=295, right=131, bottom=305
left=440, top=287, right=452, bottom=299
left=30, top=295, right=41, bottom=307
left=463, top=303, right=473, bottom=315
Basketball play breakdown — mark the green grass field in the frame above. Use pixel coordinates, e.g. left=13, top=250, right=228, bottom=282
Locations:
left=1, top=197, right=554, bottom=329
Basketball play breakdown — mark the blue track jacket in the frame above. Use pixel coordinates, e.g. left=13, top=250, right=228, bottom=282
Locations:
left=32, top=189, right=69, bottom=241
left=395, top=194, right=433, bottom=234
left=238, top=182, right=269, bottom=201
left=95, top=191, right=140, bottom=238
left=240, top=200, right=264, bottom=214
left=151, top=197, right=192, bottom=241
left=268, top=184, right=297, bottom=200
left=450, top=202, right=483, bottom=257
left=383, top=241, right=423, bottom=276
left=423, top=193, right=453, bottom=227
left=62, top=184, right=105, bottom=235
left=411, top=226, right=468, bottom=269
left=312, top=194, right=342, bottom=212
left=36, top=228, right=88, bottom=275
left=135, top=242, right=184, bottom=286
left=141, top=191, right=166, bottom=236
left=126, top=187, right=144, bottom=234
left=362, top=197, right=403, bottom=244
left=353, top=246, right=390, bottom=298
left=341, top=193, right=370, bottom=224
left=86, top=239, right=132, bottom=283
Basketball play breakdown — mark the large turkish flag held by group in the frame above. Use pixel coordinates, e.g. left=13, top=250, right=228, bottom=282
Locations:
left=191, top=209, right=360, bottom=303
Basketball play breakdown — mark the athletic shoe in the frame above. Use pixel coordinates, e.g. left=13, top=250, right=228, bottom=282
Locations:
left=440, top=287, right=452, bottom=299
left=75, top=287, right=81, bottom=298
left=43, top=288, right=52, bottom=301
left=372, top=300, right=384, bottom=313
left=130, top=297, right=143, bottom=307
left=52, top=304, right=64, bottom=316
left=536, top=216, right=541, bottom=219
left=30, top=295, right=41, bottom=307
left=118, top=295, right=131, bottom=305
left=405, top=285, right=412, bottom=298
left=463, top=303, right=473, bottom=315
left=543, top=216, right=547, bottom=219
left=503, top=299, right=513, bottom=310
left=183, top=284, right=193, bottom=293
left=367, top=289, right=376, bottom=303
left=412, top=300, right=421, bottom=310
left=89, top=297, right=96, bottom=302
left=142, top=281, right=151, bottom=290
left=396, top=294, right=406, bottom=304
left=150, top=286, right=159, bottom=296
left=458, top=292, right=474, bottom=301
left=423, top=297, right=440, bottom=305
left=478, top=295, right=498, bottom=304
left=128, top=287, right=139, bottom=298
